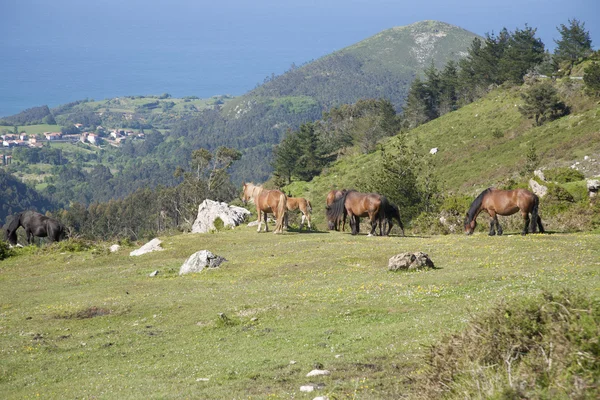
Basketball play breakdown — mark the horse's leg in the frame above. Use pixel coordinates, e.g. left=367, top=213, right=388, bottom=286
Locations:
left=537, top=216, right=545, bottom=234
left=368, top=217, right=377, bottom=237
left=521, top=211, right=530, bottom=236
left=488, top=210, right=497, bottom=236
left=495, top=215, right=503, bottom=236
left=257, top=210, right=262, bottom=232
left=263, top=211, right=269, bottom=232
left=306, top=212, right=312, bottom=230
left=299, top=212, right=305, bottom=231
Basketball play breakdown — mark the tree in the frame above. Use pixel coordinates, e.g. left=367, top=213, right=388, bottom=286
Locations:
left=583, top=62, right=600, bottom=96
left=500, top=25, right=545, bottom=83
left=519, top=82, right=568, bottom=126
left=554, top=19, right=593, bottom=70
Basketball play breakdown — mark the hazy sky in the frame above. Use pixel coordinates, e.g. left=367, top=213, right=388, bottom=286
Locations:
left=1, top=0, right=598, bottom=114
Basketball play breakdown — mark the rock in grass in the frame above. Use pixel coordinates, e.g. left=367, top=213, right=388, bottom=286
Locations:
left=306, top=369, right=330, bottom=377
left=110, top=244, right=121, bottom=253
left=179, top=250, right=227, bottom=275
left=300, top=385, right=315, bottom=392
left=388, top=252, right=434, bottom=271
left=191, top=199, right=251, bottom=233
left=129, top=238, right=163, bottom=256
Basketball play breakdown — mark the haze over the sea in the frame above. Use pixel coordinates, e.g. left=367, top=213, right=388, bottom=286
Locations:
left=1, top=0, right=597, bottom=117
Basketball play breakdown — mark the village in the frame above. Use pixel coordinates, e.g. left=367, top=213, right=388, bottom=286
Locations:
left=1, top=124, right=146, bottom=166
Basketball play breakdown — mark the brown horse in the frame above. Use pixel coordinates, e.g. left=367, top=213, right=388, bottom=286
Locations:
left=325, top=189, right=347, bottom=230
left=464, top=188, right=545, bottom=236
left=285, top=196, right=313, bottom=230
left=242, top=183, right=287, bottom=234
left=326, top=190, right=388, bottom=236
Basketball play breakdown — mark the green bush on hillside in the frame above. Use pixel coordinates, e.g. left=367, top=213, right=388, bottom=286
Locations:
left=0, top=240, right=13, bottom=261
left=544, top=167, right=585, bottom=183
left=420, top=290, right=600, bottom=399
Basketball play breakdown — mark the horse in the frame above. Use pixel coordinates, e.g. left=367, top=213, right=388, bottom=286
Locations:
left=380, top=201, right=405, bottom=236
left=5, top=211, right=66, bottom=245
left=241, top=183, right=287, bottom=234
left=326, top=190, right=388, bottom=236
left=285, top=196, right=313, bottom=230
left=325, top=189, right=347, bottom=231
left=464, top=188, right=545, bottom=236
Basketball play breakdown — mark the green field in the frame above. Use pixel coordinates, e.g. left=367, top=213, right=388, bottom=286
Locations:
left=0, top=124, right=61, bottom=135
left=1, top=227, right=598, bottom=399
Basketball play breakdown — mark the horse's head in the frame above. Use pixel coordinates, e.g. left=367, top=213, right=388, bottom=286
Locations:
left=241, top=183, right=250, bottom=205
left=464, top=213, right=476, bottom=235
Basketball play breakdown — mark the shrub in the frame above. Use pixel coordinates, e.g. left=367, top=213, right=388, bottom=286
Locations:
left=420, top=290, right=600, bottom=399
left=0, top=240, right=13, bottom=261
left=544, top=167, right=585, bottom=183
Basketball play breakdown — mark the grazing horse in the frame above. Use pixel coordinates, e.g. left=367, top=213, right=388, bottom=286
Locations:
left=380, top=201, right=405, bottom=236
left=325, top=189, right=347, bottom=231
left=326, top=190, right=388, bottom=236
left=241, top=183, right=287, bottom=234
left=464, top=188, right=545, bottom=236
left=285, top=196, right=313, bottom=230
left=5, top=211, right=66, bottom=245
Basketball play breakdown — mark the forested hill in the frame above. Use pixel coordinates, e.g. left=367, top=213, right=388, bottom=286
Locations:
left=170, top=20, right=479, bottom=183
left=0, top=169, right=55, bottom=222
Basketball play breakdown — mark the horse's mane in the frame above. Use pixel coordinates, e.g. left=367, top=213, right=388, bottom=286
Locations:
left=465, top=188, right=492, bottom=224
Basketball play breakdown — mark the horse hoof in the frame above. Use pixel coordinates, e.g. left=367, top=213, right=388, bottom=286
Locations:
left=489, top=232, right=496, bottom=236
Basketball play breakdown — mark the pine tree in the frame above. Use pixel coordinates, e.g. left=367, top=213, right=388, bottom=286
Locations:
left=500, top=25, right=545, bottom=83
left=554, top=19, right=593, bottom=70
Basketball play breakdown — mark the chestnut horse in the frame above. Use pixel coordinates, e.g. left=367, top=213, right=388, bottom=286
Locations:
left=285, top=196, right=313, bottom=230
left=242, top=183, right=287, bottom=234
left=325, top=189, right=347, bottom=231
left=326, top=190, right=389, bottom=236
left=464, top=188, right=544, bottom=236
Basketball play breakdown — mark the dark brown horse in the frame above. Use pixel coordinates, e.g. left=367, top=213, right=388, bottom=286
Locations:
left=380, top=201, right=405, bottom=236
left=464, top=188, right=544, bottom=236
left=327, top=190, right=389, bottom=236
left=325, top=189, right=347, bottom=231
left=5, top=211, right=66, bottom=245
left=242, top=183, right=287, bottom=234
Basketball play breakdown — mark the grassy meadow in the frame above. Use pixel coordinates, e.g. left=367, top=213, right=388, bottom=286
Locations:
left=1, top=226, right=598, bottom=399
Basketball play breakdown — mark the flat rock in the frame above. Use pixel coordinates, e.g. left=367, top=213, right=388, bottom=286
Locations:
left=389, top=252, right=434, bottom=271
left=129, top=238, right=163, bottom=256
left=306, top=369, right=331, bottom=377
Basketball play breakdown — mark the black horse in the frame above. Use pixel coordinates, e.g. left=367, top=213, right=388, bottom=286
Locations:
left=380, top=201, right=405, bottom=236
left=5, top=211, right=66, bottom=245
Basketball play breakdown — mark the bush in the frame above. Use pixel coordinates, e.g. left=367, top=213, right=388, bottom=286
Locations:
left=420, top=290, right=600, bottom=399
left=544, top=167, right=585, bottom=183
left=0, top=240, right=13, bottom=260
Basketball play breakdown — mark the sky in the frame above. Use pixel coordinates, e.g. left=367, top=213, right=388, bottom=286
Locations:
left=1, top=0, right=598, bottom=115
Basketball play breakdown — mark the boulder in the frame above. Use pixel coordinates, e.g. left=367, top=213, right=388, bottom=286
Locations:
left=529, top=179, right=548, bottom=198
left=179, top=250, right=227, bottom=275
left=109, top=244, right=121, bottom=253
left=388, top=252, right=434, bottom=271
left=587, top=179, right=600, bottom=198
left=191, top=199, right=251, bottom=233
left=129, top=238, right=163, bottom=256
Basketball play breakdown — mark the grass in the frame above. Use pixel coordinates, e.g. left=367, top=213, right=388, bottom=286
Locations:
left=0, top=124, right=60, bottom=134
left=1, top=227, right=598, bottom=399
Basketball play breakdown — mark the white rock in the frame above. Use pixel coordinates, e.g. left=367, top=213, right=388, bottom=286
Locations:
left=533, top=169, right=546, bottom=181
left=179, top=250, right=227, bottom=275
left=149, top=270, right=159, bottom=277
left=306, top=369, right=331, bottom=377
left=529, top=179, right=548, bottom=198
left=584, top=155, right=590, bottom=161
left=196, top=378, right=210, bottom=382
left=429, top=147, right=438, bottom=155
left=129, top=238, right=163, bottom=256
left=191, top=199, right=251, bottom=233
left=300, top=385, right=315, bottom=392
left=313, top=397, right=329, bottom=400
left=109, top=244, right=121, bottom=253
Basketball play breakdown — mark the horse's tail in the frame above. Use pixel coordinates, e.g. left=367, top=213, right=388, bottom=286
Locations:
left=379, top=195, right=390, bottom=226
left=274, top=192, right=287, bottom=234
left=530, top=194, right=540, bottom=233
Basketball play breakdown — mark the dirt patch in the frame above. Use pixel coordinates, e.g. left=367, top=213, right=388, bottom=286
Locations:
left=55, top=306, right=112, bottom=319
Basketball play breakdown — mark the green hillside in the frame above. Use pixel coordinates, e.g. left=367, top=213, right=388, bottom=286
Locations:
left=0, top=169, right=56, bottom=222
left=281, top=79, right=600, bottom=230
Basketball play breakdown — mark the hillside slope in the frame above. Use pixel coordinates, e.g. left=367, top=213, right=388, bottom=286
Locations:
left=283, top=82, right=600, bottom=228
left=0, top=169, right=56, bottom=222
